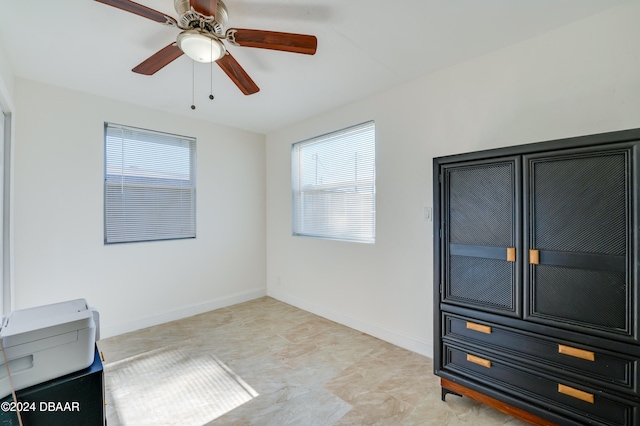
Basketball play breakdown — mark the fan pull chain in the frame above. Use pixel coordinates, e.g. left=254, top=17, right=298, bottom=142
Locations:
left=209, top=40, right=215, bottom=100
left=190, top=60, right=196, bottom=110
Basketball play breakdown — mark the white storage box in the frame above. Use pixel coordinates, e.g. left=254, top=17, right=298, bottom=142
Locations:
left=0, top=299, right=97, bottom=399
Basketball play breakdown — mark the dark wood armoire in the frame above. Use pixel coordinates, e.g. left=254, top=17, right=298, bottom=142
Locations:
left=433, top=128, right=640, bottom=425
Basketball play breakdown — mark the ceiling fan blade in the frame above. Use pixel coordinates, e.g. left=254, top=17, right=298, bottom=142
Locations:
left=95, top=0, right=177, bottom=25
left=132, top=43, right=184, bottom=75
left=190, top=0, right=218, bottom=18
left=227, top=29, right=317, bottom=55
left=217, top=53, right=260, bottom=95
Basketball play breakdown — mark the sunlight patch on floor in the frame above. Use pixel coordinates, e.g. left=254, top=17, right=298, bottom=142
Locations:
left=105, top=347, right=258, bottom=425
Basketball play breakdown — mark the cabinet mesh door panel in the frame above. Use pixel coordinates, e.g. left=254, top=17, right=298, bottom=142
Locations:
left=533, top=154, right=626, bottom=256
left=534, top=266, right=627, bottom=329
left=449, top=256, right=514, bottom=309
left=445, top=162, right=516, bottom=312
left=530, top=152, right=629, bottom=334
left=449, top=164, right=513, bottom=246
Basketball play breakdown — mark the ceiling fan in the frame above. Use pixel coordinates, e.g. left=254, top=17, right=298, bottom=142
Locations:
left=95, top=0, right=318, bottom=95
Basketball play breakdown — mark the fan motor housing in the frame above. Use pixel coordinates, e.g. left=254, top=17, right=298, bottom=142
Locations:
left=174, top=0, right=228, bottom=36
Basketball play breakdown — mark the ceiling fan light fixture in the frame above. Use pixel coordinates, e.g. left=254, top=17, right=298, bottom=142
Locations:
left=177, top=30, right=225, bottom=63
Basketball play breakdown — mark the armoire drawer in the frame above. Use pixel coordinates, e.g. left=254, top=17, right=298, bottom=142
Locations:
left=443, top=313, right=637, bottom=394
left=443, top=343, right=638, bottom=426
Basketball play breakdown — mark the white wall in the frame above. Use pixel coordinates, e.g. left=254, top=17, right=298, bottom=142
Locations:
left=0, top=40, right=14, bottom=109
left=265, top=1, right=640, bottom=358
left=13, top=78, right=266, bottom=338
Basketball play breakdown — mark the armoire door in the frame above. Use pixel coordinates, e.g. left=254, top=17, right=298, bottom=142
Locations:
left=441, top=157, right=521, bottom=317
left=524, top=143, right=638, bottom=341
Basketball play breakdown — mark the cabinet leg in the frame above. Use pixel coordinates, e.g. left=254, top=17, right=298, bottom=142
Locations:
left=441, top=386, right=463, bottom=401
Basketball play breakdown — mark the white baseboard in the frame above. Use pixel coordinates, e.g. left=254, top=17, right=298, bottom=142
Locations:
left=100, top=288, right=267, bottom=339
left=267, top=289, right=433, bottom=359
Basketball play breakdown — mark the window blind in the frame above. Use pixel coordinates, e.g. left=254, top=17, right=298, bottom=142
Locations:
left=292, top=121, right=375, bottom=243
left=104, top=123, right=196, bottom=244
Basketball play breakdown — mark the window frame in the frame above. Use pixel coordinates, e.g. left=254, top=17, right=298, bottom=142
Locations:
left=104, top=122, right=197, bottom=244
left=291, top=120, right=376, bottom=244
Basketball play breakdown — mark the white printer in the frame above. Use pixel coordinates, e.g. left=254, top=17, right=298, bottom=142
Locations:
left=0, top=299, right=99, bottom=399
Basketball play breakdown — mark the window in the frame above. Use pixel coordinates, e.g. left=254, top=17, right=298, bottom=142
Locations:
left=104, top=123, right=196, bottom=244
left=292, top=121, right=375, bottom=243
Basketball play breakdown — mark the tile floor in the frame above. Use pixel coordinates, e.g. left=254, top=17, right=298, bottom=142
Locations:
left=98, top=297, right=527, bottom=425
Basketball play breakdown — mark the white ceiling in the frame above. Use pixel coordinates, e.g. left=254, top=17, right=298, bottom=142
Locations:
left=0, top=0, right=629, bottom=134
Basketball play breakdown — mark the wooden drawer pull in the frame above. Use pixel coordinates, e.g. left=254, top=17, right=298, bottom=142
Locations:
left=466, top=321, right=492, bottom=334
left=529, top=249, right=540, bottom=265
left=558, top=383, right=594, bottom=404
left=558, top=344, right=595, bottom=361
left=466, top=354, right=491, bottom=369
left=506, top=247, right=516, bottom=262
